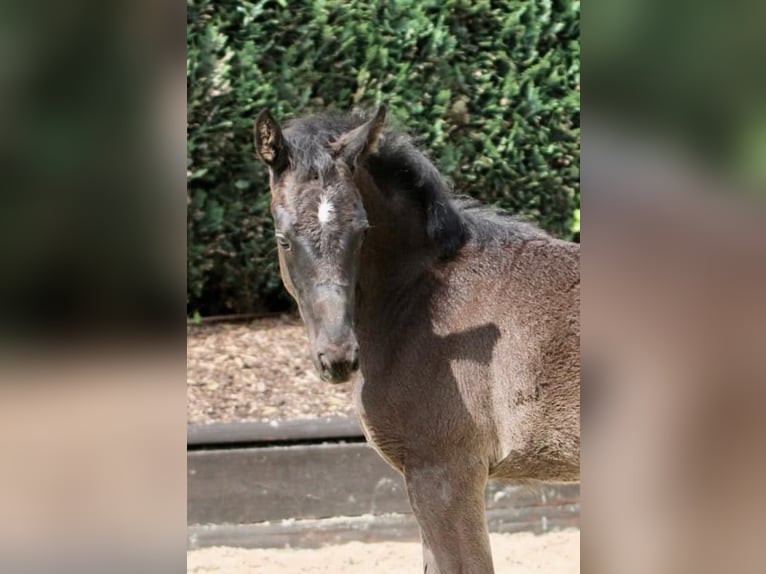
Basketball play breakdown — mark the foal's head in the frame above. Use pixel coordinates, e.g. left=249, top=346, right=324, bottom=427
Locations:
left=254, top=106, right=386, bottom=383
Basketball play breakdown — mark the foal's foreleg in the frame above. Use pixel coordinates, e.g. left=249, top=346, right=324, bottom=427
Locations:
left=405, top=461, right=494, bottom=574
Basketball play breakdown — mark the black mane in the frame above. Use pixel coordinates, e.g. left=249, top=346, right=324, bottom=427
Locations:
left=282, top=110, right=549, bottom=259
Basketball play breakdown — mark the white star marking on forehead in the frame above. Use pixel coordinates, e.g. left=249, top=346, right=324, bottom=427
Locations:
left=317, top=195, right=335, bottom=225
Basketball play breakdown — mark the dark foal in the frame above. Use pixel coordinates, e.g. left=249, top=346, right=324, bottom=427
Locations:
left=255, top=106, right=579, bottom=573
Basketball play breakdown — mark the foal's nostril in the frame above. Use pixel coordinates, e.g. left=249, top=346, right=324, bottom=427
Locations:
left=317, top=352, right=331, bottom=371
left=350, top=346, right=360, bottom=371
left=316, top=346, right=359, bottom=382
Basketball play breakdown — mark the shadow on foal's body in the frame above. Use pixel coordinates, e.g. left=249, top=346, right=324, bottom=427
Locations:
left=255, top=106, right=580, bottom=573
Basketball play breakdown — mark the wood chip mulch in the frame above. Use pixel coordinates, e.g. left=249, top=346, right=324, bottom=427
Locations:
left=187, top=315, right=356, bottom=425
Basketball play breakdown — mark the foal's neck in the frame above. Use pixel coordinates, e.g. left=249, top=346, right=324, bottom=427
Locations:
left=354, top=169, right=441, bottom=327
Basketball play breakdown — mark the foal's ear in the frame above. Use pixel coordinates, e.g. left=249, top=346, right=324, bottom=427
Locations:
left=330, top=105, right=386, bottom=167
left=254, top=108, right=288, bottom=172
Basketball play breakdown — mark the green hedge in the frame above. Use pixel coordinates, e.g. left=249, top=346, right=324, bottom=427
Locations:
left=188, top=0, right=580, bottom=315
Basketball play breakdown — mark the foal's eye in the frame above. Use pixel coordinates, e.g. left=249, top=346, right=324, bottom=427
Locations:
left=275, top=233, right=291, bottom=250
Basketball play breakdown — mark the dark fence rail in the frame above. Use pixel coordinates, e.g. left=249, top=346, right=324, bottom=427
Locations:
left=188, top=416, right=363, bottom=447
left=187, top=417, right=580, bottom=549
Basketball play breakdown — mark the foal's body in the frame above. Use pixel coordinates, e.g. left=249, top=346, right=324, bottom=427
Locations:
left=354, top=174, right=579, bottom=572
left=255, top=106, right=579, bottom=573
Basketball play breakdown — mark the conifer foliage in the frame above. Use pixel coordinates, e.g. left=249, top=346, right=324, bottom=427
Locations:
left=188, top=0, right=580, bottom=315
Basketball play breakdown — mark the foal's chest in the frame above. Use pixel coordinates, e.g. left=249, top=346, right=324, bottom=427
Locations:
left=351, top=377, right=409, bottom=471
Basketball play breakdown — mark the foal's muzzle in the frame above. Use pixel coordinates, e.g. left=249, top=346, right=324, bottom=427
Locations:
left=308, top=283, right=360, bottom=383
left=317, top=341, right=360, bottom=384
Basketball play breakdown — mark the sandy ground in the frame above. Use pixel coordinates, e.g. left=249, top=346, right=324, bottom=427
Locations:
left=187, top=530, right=579, bottom=573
